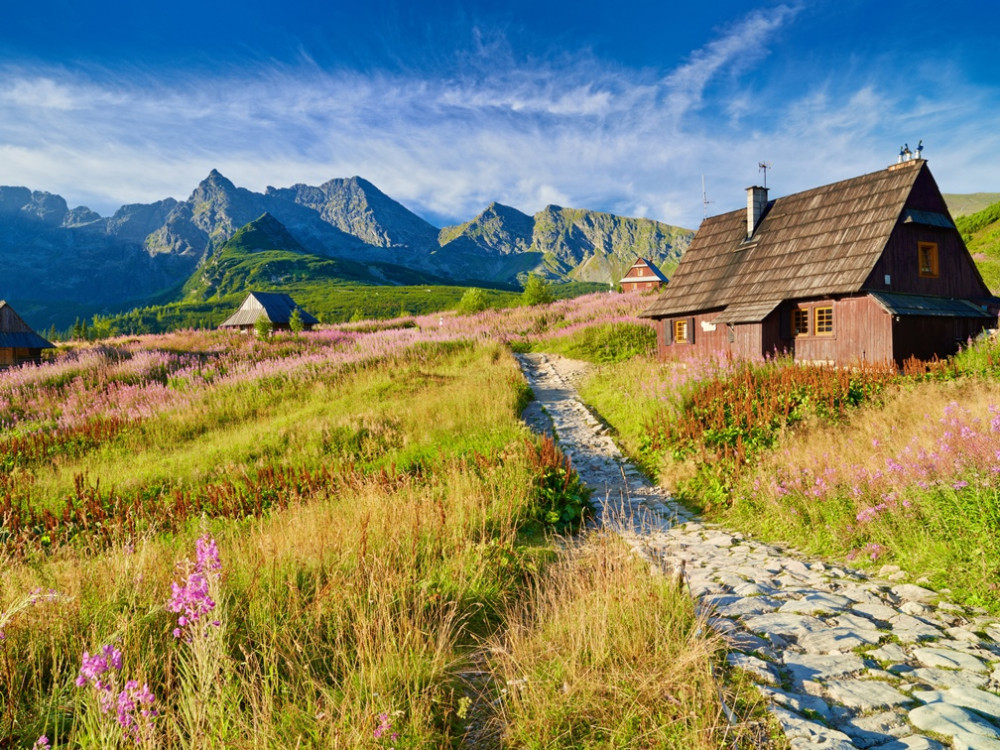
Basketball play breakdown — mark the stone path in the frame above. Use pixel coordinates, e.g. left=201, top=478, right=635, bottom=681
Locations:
left=517, top=352, right=1000, bottom=750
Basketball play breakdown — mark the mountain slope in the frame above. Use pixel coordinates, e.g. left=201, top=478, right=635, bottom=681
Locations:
left=438, top=203, right=691, bottom=283
left=185, top=213, right=451, bottom=300
left=0, top=172, right=693, bottom=326
left=946, top=193, right=1000, bottom=218
left=267, top=177, right=440, bottom=251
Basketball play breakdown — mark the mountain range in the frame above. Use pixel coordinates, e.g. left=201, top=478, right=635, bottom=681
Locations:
left=0, top=172, right=693, bottom=326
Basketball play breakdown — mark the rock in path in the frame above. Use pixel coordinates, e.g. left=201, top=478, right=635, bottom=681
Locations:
left=516, top=352, right=1000, bottom=750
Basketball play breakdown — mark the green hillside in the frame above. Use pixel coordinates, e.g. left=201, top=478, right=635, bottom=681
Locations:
left=182, top=213, right=441, bottom=300
left=956, top=200, right=1000, bottom=292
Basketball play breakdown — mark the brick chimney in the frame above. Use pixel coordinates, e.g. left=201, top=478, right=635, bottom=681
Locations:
left=747, top=185, right=768, bottom=238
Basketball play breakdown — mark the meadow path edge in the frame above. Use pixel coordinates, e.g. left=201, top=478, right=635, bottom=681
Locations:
left=516, top=351, right=1000, bottom=750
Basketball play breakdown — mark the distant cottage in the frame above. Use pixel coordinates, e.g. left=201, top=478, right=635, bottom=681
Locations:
left=619, top=257, right=669, bottom=292
left=640, top=159, right=999, bottom=365
left=0, top=301, right=55, bottom=368
left=219, top=292, right=318, bottom=334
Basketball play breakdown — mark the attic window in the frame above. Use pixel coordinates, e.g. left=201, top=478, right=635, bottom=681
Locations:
left=918, top=242, right=939, bottom=278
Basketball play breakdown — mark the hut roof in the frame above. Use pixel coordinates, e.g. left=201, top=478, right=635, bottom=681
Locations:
left=0, top=301, right=55, bottom=349
left=219, top=292, right=319, bottom=328
left=622, top=257, right=669, bottom=284
left=640, top=160, right=931, bottom=319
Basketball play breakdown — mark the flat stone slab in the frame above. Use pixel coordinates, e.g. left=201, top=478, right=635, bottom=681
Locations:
left=784, top=653, right=866, bottom=685
left=712, top=596, right=783, bottom=617
left=892, top=584, right=939, bottom=603
left=889, top=614, right=944, bottom=642
left=824, top=679, right=911, bottom=710
left=727, top=653, right=780, bottom=685
left=913, top=686, right=1000, bottom=720
left=758, top=685, right=833, bottom=721
left=953, top=732, right=1000, bottom=749
left=797, top=626, right=882, bottom=654
left=910, top=667, right=989, bottom=690
left=743, top=613, right=827, bottom=638
left=912, top=647, right=988, bottom=673
left=868, top=643, right=909, bottom=664
left=772, top=706, right=855, bottom=749
left=778, top=592, right=854, bottom=615
left=853, top=602, right=901, bottom=623
left=874, top=738, right=944, bottom=749
left=908, top=702, right=1000, bottom=740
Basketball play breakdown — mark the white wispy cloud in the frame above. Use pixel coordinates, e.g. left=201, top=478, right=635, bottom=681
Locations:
left=0, top=3, right=996, bottom=230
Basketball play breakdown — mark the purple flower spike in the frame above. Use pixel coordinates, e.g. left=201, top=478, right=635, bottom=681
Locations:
left=168, top=534, right=223, bottom=639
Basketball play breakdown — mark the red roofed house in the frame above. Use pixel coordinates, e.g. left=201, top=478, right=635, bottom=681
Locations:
left=619, top=257, right=669, bottom=292
left=640, top=158, right=998, bottom=365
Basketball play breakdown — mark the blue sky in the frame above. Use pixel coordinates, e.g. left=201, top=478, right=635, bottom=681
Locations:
left=1, top=0, right=997, bottom=229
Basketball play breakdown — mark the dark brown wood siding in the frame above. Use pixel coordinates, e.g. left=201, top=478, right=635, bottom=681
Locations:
left=656, top=311, right=766, bottom=360
left=864, top=167, right=991, bottom=299
left=0, top=347, right=43, bottom=367
left=892, top=317, right=989, bottom=362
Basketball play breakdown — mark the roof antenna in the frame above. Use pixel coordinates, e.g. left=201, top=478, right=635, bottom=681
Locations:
left=758, top=161, right=772, bottom=189
left=701, top=175, right=712, bottom=219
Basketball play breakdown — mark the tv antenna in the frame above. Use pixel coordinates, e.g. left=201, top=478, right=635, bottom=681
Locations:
left=701, top=175, right=712, bottom=219
left=758, top=161, right=772, bottom=188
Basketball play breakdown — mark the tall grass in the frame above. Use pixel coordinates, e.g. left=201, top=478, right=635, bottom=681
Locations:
left=577, top=338, right=1000, bottom=611
left=1, top=341, right=543, bottom=746
left=2, top=292, right=738, bottom=747
left=489, top=533, right=763, bottom=749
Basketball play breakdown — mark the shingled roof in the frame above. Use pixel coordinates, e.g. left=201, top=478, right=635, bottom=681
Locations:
left=0, top=301, right=55, bottom=349
left=641, top=160, right=931, bottom=319
left=219, top=292, right=319, bottom=328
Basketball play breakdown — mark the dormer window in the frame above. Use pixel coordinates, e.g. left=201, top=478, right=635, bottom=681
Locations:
left=918, top=242, right=939, bottom=278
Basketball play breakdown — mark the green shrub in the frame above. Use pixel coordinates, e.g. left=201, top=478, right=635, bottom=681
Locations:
left=527, top=436, right=594, bottom=531
left=521, top=274, right=555, bottom=306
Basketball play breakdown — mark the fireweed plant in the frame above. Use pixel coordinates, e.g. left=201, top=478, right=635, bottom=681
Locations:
left=75, top=644, right=158, bottom=747
left=1, top=292, right=743, bottom=746
left=577, top=333, right=1000, bottom=609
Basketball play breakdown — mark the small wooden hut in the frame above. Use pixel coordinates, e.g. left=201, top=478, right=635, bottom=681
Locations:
left=640, top=159, right=999, bottom=365
left=0, top=301, right=55, bottom=367
left=219, top=292, right=318, bottom=333
left=619, top=257, right=669, bottom=292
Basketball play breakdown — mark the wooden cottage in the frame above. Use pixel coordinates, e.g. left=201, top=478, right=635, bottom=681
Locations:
left=219, top=292, right=318, bottom=333
left=640, top=159, right=998, bottom=365
left=620, top=257, right=669, bottom=292
left=0, top=301, right=55, bottom=367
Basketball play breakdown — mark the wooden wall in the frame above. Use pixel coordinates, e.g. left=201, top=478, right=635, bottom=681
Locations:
left=0, top=347, right=42, bottom=368
left=622, top=280, right=662, bottom=292
left=866, top=168, right=992, bottom=301
left=892, top=317, right=988, bottom=362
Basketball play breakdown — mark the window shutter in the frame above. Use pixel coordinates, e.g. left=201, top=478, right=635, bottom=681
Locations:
left=687, top=317, right=696, bottom=344
left=664, top=319, right=673, bottom=345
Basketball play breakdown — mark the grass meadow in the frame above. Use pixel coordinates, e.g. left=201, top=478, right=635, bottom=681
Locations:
left=1, top=292, right=763, bottom=749
left=577, top=336, right=1000, bottom=611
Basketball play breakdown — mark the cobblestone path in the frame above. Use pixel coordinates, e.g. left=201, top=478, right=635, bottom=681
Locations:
left=517, top=352, right=1000, bottom=750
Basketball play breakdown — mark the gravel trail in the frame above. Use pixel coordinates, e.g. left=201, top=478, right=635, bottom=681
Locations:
left=517, top=351, right=1000, bottom=750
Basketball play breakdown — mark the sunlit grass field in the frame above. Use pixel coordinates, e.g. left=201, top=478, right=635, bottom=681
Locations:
left=2, top=292, right=760, bottom=749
